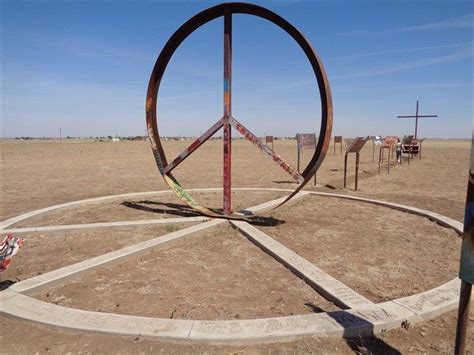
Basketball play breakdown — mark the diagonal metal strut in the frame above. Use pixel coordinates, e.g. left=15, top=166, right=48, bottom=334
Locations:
left=229, top=116, right=304, bottom=184
left=163, top=118, right=225, bottom=175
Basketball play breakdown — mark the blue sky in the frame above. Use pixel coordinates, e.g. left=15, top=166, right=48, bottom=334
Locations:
left=2, top=0, right=473, bottom=138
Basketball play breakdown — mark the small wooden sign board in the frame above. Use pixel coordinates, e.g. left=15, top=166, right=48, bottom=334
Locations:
left=383, top=136, right=398, bottom=147
left=296, top=133, right=316, bottom=150
left=344, top=137, right=368, bottom=191
left=347, top=137, right=368, bottom=153
left=265, top=136, right=274, bottom=149
left=334, top=136, right=343, bottom=155
left=402, top=135, right=414, bottom=145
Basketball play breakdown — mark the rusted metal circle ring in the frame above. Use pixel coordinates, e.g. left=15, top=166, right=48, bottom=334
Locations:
left=146, top=2, right=333, bottom=218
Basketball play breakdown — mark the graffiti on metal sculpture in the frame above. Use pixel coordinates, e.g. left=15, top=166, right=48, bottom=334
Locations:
left=459, top=134, right=474, bottom=284
left=146, top=3, right=333, bottom=219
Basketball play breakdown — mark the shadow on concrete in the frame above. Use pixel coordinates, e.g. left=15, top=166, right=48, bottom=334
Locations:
left=121, top=200, right=201, bottom=218
left=327, top=311, right=401, bottom=354
left=304, top=302, right=325, bottom=313
left=246, top=216, right=286, bottom=227
left=0, top=280, right=16, bottom=291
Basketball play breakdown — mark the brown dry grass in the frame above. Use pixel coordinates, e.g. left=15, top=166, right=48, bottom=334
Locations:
left=0, top=138, right=472, bottom=354
left=35, top=224, right=338, bottom=320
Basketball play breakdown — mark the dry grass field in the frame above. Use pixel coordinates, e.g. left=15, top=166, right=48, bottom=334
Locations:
left=0, top=138, right=472, bottom=354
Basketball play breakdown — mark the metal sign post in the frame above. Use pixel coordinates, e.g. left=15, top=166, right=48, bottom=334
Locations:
left=334, top=136, right=343, bottom=155
left=401, top=135, right=415, bottom=164
left=378, top=137, right=398, bottom=173
left=416, top=138, right=426, bottom=160
left=371, top=137, right=376, bottom=163
left=343, top=137, right=368, bottom=191
left=265, top=135, right=274, bottom=150
left=296, top=133, right=317, bottom=185
left=454, top=135, right=473, bottom=355
left=378, top=146, right=391, bottom=174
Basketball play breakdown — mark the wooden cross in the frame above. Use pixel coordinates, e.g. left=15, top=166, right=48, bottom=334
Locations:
left=397, top=100, right=437, bottom=140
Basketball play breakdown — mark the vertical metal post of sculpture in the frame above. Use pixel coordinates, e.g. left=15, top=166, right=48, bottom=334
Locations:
left=454, top=135, right=473, bottom=354
left=223, top=10, right=232, bottom=216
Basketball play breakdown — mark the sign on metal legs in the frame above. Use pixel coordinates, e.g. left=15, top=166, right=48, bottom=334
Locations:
left=343, top=137, right=368, bottom=191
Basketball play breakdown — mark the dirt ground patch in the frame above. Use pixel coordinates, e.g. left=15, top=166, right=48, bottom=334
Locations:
left=259, top=194, right=461, bottom=302
left=1, top=138, right=472, bottom=353
left=34, top=224, right=339, bottom=319
left=2, top=223, right=194, bottom=282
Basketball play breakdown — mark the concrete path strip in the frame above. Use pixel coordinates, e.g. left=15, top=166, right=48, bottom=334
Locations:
left=230, top=220, right=374, bottom=309
left=10, top=219, right=225, bottom=295
left=0, top=189, right=463, bottom=343
left=1, top=216, right=209, bottom=234
left=8, top=193, right=302, bottom=295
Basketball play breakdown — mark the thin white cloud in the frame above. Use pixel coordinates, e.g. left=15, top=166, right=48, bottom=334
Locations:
left=330, top=41, right=473, bottom=61
left=400, top=13, right=474, bottom=32
left=335, top=13, right=474, bottom=37
left=332, top=48, right=473, bottom=80
left=336, top=82, right=472, bottom=93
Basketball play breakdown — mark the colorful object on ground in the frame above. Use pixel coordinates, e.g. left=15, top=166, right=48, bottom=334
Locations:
left=146, top=3, right=333, bottom=219
left=0, top=235, right=25, bottom=273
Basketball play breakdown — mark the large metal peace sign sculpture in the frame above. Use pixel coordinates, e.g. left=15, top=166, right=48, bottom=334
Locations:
left=146, top=2, right=333, bottom=219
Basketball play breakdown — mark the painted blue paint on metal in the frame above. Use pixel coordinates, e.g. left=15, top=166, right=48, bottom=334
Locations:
left=224, top=78, right=230, bottom=92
